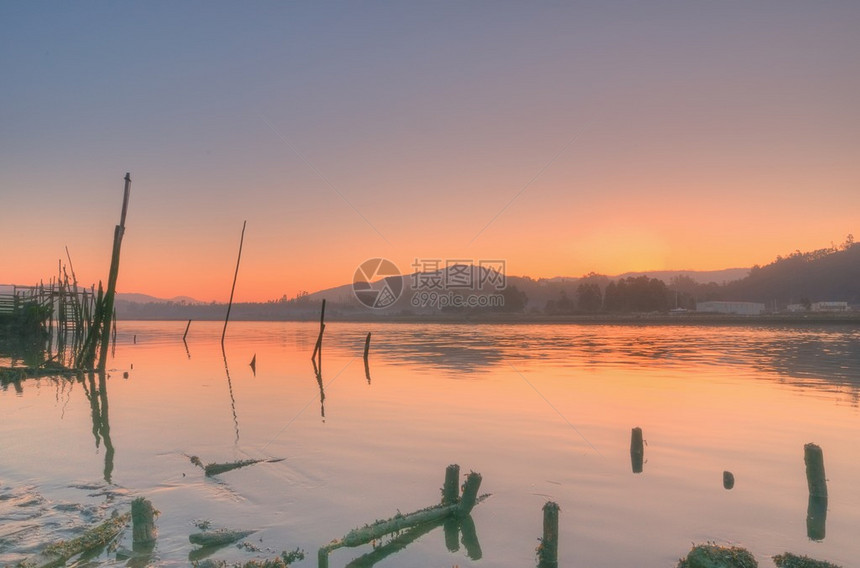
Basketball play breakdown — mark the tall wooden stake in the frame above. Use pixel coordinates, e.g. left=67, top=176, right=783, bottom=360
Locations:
left=221, top=220, right=247, bottom=347
left=96, top=173, right=131, bottom=372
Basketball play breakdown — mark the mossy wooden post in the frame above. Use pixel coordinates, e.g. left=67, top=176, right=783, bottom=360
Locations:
left=458, top=472, right=482, bottom=515
left=222, top=220, right=246, bottom=347
left=630, top=427, right=644, bottom=473
left=443, top=463, right=460, bottom=506
left=804, top=443, right=827, bottom=498
left=97, top=173, right=131, bottom=372
left=131, top=497, right=157, bottom=550
left=538, top=501, right=559, bottom=568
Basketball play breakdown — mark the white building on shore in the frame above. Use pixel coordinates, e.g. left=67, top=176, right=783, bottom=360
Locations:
left=696, top=301, right=766, bottom=315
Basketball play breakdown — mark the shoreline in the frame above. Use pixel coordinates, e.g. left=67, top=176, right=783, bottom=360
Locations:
left=114, top=312, right=860, bottom=326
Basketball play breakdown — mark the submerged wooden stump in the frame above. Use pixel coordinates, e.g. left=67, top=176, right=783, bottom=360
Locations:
left=131, top=497, right=157, bottom=547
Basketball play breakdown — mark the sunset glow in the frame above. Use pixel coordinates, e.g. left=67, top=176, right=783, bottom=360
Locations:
left=2, top=3, right=858, bottom=301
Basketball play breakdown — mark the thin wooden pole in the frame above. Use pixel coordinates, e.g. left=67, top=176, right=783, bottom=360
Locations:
left=183, top=319, right=192, bottom=341
left=312, top=299, right=326, bottom=364
left=363, top=331, right=372, bottom=384
left=97, top=173, right=131, bottom=372
left=221, top=220, right=247, bottom=347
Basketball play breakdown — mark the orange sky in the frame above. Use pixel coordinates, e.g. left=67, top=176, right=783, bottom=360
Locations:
left=1, top=3, right=858, bottom=302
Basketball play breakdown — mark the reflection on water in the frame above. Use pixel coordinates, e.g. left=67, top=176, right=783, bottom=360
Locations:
left=1, top=321, right=859, bottom=567
left=355, top=324, right=860, bottom=388
left=222, top=346, right=240, bottom=443
left=83, top=373, right=115, bottom=484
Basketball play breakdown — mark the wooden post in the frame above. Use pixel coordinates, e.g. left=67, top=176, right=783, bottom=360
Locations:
left=97, top=173, right=131, bottom=372
left=723, top=471, right=735, bottom=490
left=804, top=443, right=827, bottom=498
left=312, top=299, right=326, bottom=363
left=630, top=427, right=644, bottom=474
left=131, top=497, right=157, bottom=548
left=458, top=472, right=482, bottom=515
left=442, top=464, right=460, bottom=506
left=538, top=501, right=559, bottom=568
left=183, top=319, right=192, bottom=341
left=804, top=443, right=828, bottom=541
left=363, top=331, right=372, bottom=383
left=222, top=220, right=247, bottom=347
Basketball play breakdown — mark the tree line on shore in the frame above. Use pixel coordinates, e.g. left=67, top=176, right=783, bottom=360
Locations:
left=116, top=236, right=858, bottom=319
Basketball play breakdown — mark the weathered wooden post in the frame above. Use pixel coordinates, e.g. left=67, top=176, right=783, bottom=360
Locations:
left=312, top=299, right=326, bottom=363
left=97, top=173, right=132, bottom=372
left=804, top=443, right=827, bottom=498
left=442, top=464, right=460, bottom=506
left=723, top=471, right=735, bottom=490
left=131, top=497, right=157, bottom=550
left=630, top=427, right=644, bottom=473
left=458, top=472, right=482, bottom=515
left=183, top=319, right=192, bottom=341
left=363, top=331, right=372, bottom=383
left=804, top=443, right=828, bottom=541
left=538, top=501, right=559, bottom=568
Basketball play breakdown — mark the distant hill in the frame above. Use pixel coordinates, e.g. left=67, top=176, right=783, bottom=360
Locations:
left=721, top=243, right=860, bottom=305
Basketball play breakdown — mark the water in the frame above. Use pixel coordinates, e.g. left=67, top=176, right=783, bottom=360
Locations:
left=2, top=321, right=859, bottom=567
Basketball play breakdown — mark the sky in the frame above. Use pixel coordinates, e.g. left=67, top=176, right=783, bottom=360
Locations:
left=1, top=2, right=858, bottom=302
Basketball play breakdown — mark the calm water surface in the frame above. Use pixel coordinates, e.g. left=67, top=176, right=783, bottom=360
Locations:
left=2, top=321, right=859, bottom=567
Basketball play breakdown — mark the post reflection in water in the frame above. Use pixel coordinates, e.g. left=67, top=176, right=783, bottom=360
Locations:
left=807, top=495, right=827, bottom=541
left=331, top=514, right=481, bottom=568
left=83, top=372, right=114, bottom=483
left=221, top=346, right=240, bottom=443
left=312, top=356, right=326, bottom=420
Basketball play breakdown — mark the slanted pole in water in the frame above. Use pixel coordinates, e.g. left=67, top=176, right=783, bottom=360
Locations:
left=221, top=220, right=247, bottom=347
left=183, top=319, right=192, bottom=341
left=97, top=173, right=131, bottom=372
left=312, top=299, right=326, bottom=363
